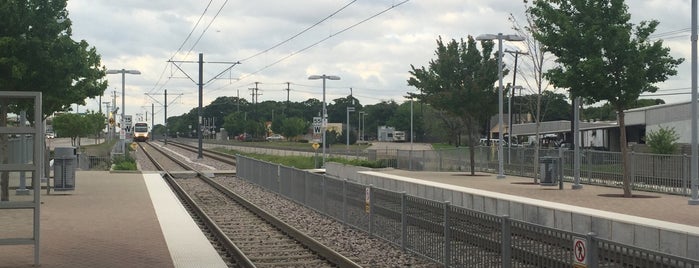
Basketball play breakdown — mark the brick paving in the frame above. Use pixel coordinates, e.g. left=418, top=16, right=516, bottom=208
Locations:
left=0, top=171, right=173, bottom=268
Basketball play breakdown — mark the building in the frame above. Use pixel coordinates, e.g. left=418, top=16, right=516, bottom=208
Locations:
left=507, top=101, right=698, bottom=152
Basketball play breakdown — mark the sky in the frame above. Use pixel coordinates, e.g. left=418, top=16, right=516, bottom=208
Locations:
left=66, top=0, right=694, bottom=126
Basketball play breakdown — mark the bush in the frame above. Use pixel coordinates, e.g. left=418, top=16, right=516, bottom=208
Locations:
left=645, top=125, right=679, bottom=154
left=112, top=154, right=137, bottom=170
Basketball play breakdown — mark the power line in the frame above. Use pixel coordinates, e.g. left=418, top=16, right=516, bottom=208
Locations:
left=238, top=1, right=358, bottom=63
left=209, top=0, right=411, bottom=94
left=148, top=0, right=215, bottom=95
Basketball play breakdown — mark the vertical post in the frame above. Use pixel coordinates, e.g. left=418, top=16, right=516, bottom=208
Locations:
left=164, top=89, right=168, bottom=145
left=197, top=53, right=203, bottom=159
left=347, top=107, right=350, bottom=151
left=17, top=111, right=29, bottom=195
left=369, top=184, right=374, bottom=236
left=443, top=201, right=451, bottom=267
left=573, top=97, right=583, bottom=189
left=501, top=215, right=511, bottom=268
left=151, top=103, right=154, bottom=141
left=322, top=77, right=327, bottom=167
left=343, top=179, right=347, bottom=223
left=121, top=70, right=126, bottom=154
left=496, top=34, right=505, bottom=179
left=630, top=151, right=636, bottom=188
left=690, top=0, right=699, bottom=205
left=401, top=191, right=407, bottom=251
left=586, top=232, right=598, bottom=268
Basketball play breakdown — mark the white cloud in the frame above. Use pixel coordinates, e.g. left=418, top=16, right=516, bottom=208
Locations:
left=68, top=0, right=694, bottom=125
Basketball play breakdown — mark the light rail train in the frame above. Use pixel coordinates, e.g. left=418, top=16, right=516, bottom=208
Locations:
left=133, top=122, right=149, bottom=142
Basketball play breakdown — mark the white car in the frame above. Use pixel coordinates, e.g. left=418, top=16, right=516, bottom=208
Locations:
left=45, top=132, right=55, bottom=139
left=266, top=134, right=284, bottom=141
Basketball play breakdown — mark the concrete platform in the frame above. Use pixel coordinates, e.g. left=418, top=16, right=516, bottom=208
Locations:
left=0, top=171, right=225, bottom=268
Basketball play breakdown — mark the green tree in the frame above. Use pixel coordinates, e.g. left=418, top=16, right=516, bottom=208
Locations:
left=0, top=0, right=106, bottom=201
left=278, top=117, right=308, bottom=141
left=529, top=0, right=683, bottom=197
left=408, top=36, right=499, bottom=175
left=645, top=125, right=679, bottom=155
left=52, top=111, right=103, bottom=147
left=84, top=110, right=106, bottom=142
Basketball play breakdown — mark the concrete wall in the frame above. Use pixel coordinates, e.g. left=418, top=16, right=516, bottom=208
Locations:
left=325, top=165, right=699, bottom=260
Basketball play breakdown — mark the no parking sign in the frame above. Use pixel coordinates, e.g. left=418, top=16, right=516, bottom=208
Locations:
left=573, top=236, right=587, bottom=267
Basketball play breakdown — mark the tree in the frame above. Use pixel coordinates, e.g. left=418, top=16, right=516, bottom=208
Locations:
left=529, top=0, right=683, bottom=197
left=645, top=125, right=679, bottom=155
left=508, top=3, right=557, bottom=183
left=53, top=112, right=104, bottom=146
left=408, top=36, right=499, bottom=175
left=278, top=117, right=308, bottom=141
left=1, top=1, right=106, bottom=201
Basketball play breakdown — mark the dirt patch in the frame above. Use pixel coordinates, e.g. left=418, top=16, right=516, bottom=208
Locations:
left=510, top=182, right=539, bottom=185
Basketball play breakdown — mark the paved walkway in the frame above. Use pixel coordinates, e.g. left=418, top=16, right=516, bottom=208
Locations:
left=379, top=170, right=699, bottom=227
left=0, top=171, right=222, bottom=268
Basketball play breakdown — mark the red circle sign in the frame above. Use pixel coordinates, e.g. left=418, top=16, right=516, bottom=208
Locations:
left=574, top=240, right=586, bottom=262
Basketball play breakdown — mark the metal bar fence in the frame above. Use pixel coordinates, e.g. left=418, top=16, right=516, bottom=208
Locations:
left=370, top=146, right=697, bottom=196
left=234, top=155, right=699, bottom=267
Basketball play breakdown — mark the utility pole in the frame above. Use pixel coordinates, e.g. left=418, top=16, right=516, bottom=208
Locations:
left=167, top=53, right=241, bottom=159
left=254, top=81, right=261, bottom=104
left=285, top=82, right=291, bottom=115
left=165, top=89, right=169, bottom=145
left=505, top=49, right=528, bottom=164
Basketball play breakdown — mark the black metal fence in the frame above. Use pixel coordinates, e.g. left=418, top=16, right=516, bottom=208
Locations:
left=236, top=155, right=699, bottom=267
left=373, top=146, right=694, bottom=196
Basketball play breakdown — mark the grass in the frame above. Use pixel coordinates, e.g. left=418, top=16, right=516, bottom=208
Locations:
left=226, top=140, right=372, bottom=152
left=215, top=147, right=387, bottom=169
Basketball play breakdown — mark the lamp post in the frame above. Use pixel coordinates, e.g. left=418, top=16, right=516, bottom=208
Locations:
left=308, top=74, right=341, bottom=167
left=476, top=33, right=524, bottom=179
left=106, top=68, right=141, bottom=154
left=690, top=0, right=699, bottom=205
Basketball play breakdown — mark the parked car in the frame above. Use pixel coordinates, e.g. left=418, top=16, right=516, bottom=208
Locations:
left=236, top=133, right=252, bottom=141
left=266, top=134, right=285, bottom=141
left=45, top=132, right=55, bottom=139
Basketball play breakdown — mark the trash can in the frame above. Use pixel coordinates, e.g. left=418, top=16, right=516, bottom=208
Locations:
left=53, top=147, right=76, bottom=191
left=539, top=156, right=559, bottom=186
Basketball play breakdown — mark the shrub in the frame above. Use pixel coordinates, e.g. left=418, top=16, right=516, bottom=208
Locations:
left=645, top=125, right=679, bottom=154
left=112, top=154, right=137, bottom=170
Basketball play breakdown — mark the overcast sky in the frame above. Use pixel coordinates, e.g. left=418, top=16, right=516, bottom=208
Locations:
left=66, top=0, right=693, bottom=125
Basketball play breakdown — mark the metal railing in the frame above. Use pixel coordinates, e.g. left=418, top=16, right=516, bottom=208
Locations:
left=236, top=155, right=699, bottom=267
left=371, top=146, right=695, bottom=196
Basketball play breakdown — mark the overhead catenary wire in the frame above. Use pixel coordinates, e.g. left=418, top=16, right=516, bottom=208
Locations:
left=209, top=0, right=411, bottom=94
left=147, top=0, right=216, bottom=95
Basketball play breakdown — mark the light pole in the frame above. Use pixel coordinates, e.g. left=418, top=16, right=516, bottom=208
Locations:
left=476, top=33, right=524, bottom=179
left=308, top=74, right=341, bottom=167
left=106, top=68, right=141, bottom=154
left=690, top=0, right=699, bottom=205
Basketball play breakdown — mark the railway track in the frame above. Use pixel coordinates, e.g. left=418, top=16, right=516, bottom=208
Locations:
left=162, top=140, right=237, bottom=167
left=138, top=142, right=360, bottom=267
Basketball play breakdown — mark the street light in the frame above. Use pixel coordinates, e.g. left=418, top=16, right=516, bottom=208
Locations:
left=106, top=68, right=141, bottom=154
left=308, top=74, right=341, bottom=167
left=476, top=33, right=525, bottom=179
